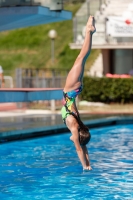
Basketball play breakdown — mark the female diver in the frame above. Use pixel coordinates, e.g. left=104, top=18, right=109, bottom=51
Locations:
left=61, top=16, right=96, bottom=170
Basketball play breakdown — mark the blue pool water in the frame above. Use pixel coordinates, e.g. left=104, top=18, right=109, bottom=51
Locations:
left=0, top=124, right=133, bottom=200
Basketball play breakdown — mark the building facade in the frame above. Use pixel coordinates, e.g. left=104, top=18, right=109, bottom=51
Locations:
left=70, top=0, right=133, bottom=76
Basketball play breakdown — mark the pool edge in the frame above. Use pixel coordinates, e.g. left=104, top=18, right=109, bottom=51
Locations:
left=0, top=116, right=133, bottom=143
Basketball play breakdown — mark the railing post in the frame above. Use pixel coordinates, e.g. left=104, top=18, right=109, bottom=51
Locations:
left=73, top=17, right=77, bottom=43
left=51, top=99, right=55, bottom=112
left=99, top=0, right=102, bottom=13
left=36, top=69, right=39, bottom=88
left=15, top=68, right=23, bottom=109
left=16, top=68, right=22, bottom=88
left=52, top=69, right=56, bottom=87
left=87, top=0, right=90, bottom=17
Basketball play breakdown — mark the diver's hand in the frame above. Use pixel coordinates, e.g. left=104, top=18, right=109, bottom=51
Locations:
left=83, top=166, right=92, bottom=171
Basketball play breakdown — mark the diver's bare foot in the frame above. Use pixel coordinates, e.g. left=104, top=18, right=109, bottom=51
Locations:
left=87, top=15, right=96, bottom=34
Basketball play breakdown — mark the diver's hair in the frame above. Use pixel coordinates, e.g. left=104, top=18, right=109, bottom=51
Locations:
left=71, top=112, right=91, bottom=146
left=78, top=128, right=91, bottom=146
left=71, top=112, right=88, bottom=131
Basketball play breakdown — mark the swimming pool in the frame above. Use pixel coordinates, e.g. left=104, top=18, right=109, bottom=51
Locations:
left=0, top=124, right=133, bottom=200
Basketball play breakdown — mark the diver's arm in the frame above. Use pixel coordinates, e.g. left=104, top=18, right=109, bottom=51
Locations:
left=82, top=145, right=92, bottom=170
left=70, top=127, right=91, bottom=170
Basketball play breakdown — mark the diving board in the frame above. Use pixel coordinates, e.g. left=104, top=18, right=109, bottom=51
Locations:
left=0, top=88, right=63, bottom=102
left=0, top=5, right=72, bottom=31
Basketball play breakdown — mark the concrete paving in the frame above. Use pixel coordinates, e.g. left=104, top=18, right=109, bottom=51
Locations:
left=0, top=108, right=64, bottom=131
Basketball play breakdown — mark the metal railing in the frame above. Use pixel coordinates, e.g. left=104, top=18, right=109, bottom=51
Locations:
left=63, top=0, right=86, bottom=3
left=0, top=0, right=65, bottom=11
left=72, top=0, right=107, bottom=43
left=0, top=0, right=64, bottom=8
left=4, top=76, right=14, bottom=88
left=15, top=68, right=69, bottom=88
left=0, top=0, right=39, bottom=7
left=4, top=68, right=91, bottom=88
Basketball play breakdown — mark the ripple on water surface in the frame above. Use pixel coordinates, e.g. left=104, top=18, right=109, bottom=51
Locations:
left=0, top=124, right=133, bottom=200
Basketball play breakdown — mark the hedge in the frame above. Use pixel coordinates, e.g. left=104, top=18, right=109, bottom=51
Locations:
left=80, top=77, right=133, bottom=103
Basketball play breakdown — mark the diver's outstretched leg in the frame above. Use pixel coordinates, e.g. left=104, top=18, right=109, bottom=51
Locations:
left=64, top=16, right=96, bottom=92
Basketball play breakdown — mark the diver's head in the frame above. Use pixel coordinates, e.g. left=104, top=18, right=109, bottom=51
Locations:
left=79, top=128, right=91, bottom=146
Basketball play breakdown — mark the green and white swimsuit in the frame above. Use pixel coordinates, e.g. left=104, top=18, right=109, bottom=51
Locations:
left=61, top=85, right=83, bottom=124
